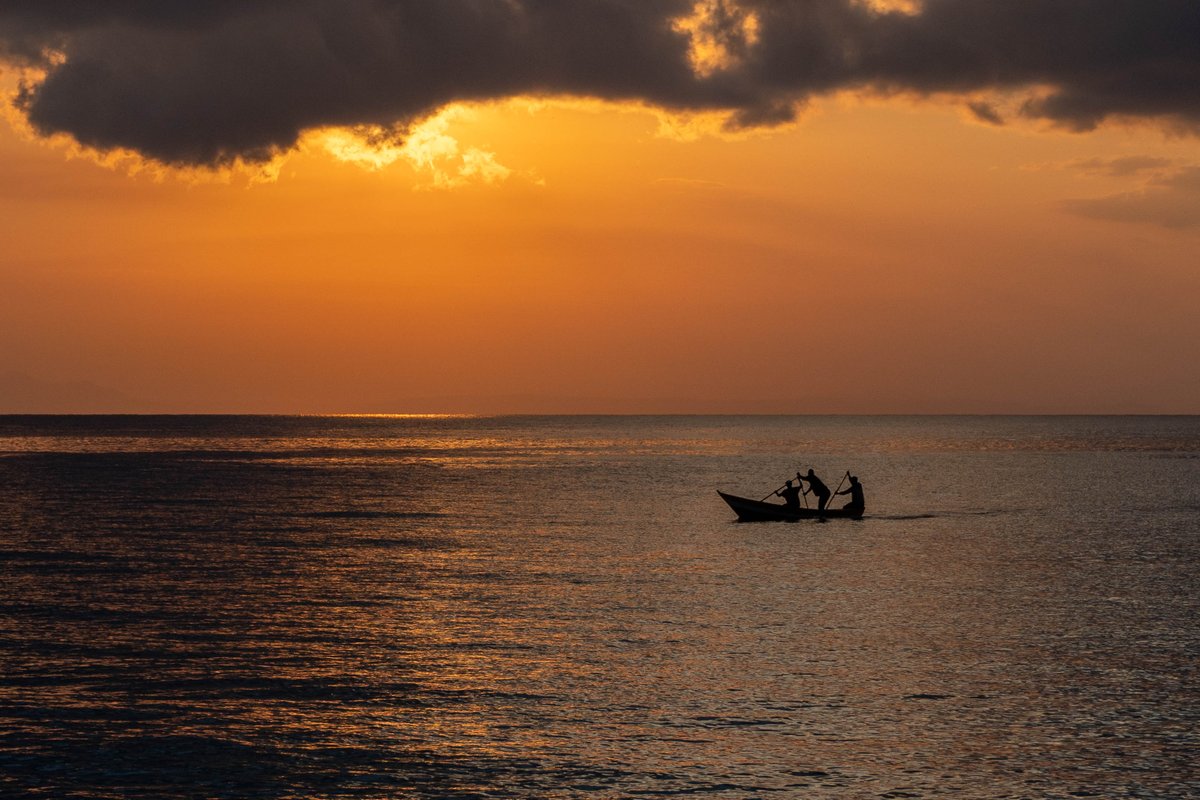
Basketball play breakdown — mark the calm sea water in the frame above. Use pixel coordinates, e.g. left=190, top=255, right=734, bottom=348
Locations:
left=1, top=415, right=1197, bottom=799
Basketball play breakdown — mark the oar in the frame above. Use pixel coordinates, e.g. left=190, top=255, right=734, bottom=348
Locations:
left=828, top=471, right=850, bottom=510
left=761, top=481, right=789, bottom=502
left=762, top=471, right=805, bottom=502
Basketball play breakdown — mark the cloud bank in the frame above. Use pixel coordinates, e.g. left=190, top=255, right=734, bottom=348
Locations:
left=3, top=1, right=1199, bottom=167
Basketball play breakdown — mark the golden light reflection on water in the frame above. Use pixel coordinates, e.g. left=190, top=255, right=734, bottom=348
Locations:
left=1, top=416, right=1198, bottom=797
left=324, top=414, right=481, bottom=419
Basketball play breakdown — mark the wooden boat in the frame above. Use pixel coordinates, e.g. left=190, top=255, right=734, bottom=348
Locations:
left=718, top=490, right=864, bottom=522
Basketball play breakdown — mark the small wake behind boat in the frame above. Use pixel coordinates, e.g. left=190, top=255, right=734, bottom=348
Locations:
left=717, top=490, right=864, bottom=522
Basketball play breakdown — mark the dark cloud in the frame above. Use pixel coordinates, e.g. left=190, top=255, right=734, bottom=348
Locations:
left=967, top=101, right=1004, bottom=126
left=2, top=1, right=1199, bottom=167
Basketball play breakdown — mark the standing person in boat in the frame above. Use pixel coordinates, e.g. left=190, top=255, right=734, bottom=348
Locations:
left=800, top=468, right=831, bottom=513
left=835, top=475, right=865, bottom=515
left=775, top=479, right=802, bottom=511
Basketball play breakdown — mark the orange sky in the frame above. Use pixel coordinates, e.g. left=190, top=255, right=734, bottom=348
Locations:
left=2, top=90, right=1198, bottom=413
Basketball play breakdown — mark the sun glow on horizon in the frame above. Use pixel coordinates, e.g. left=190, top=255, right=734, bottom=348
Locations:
left=2, top=54, right=1199, bottom=413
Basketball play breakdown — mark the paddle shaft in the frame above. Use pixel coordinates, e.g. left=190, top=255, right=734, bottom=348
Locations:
left=828, top=471, right=850, bottom=507
left=763, top=472, right=806, bottom=502
left=762, top=481, right=790, bottom=502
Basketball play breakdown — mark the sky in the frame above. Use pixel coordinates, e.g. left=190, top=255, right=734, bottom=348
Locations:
left=1, top=0, right=1198, bottom=413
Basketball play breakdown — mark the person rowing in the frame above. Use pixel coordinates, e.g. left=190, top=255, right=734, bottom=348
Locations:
left=835, top=474, right=865, bottom=515
left=800, top=468, right=831, bottom=513
left=775, top=479, right=802, bottom=511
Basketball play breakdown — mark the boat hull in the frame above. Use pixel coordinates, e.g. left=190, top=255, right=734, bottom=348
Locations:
left=718, top=490, right=863, bottom=522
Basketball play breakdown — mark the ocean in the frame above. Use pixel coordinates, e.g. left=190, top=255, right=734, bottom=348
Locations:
left=1, top=415, right=1197, bottom=798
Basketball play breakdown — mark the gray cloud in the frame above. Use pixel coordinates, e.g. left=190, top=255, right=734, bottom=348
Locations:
left=967, top=101, right=1004, bottom=126
left=1063, top=166, right=1200, bottom=230
left=1073, top=156, right=1176, bottom=178
left=3, top=1, right=1199, bottom=167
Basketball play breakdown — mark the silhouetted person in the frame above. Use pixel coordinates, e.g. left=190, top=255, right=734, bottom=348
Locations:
left=775, top=479, right=802, bottom=511
left=836, top=475, right=865, bottom=515
left=801, top=469, right=830, bottom=512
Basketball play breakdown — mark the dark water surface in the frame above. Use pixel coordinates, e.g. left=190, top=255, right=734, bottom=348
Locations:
left=1, top=415, right=1197, bottom=798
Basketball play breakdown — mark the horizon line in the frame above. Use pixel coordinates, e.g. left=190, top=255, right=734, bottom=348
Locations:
left=2, top=411, right=1199, bottom=418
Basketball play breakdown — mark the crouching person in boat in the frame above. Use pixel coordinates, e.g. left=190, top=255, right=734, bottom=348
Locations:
left=836, top=475, right=865, bottom=515
left=801, top=468, right=831, bottom=512
left=775, top=479, right=802, bottom=511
